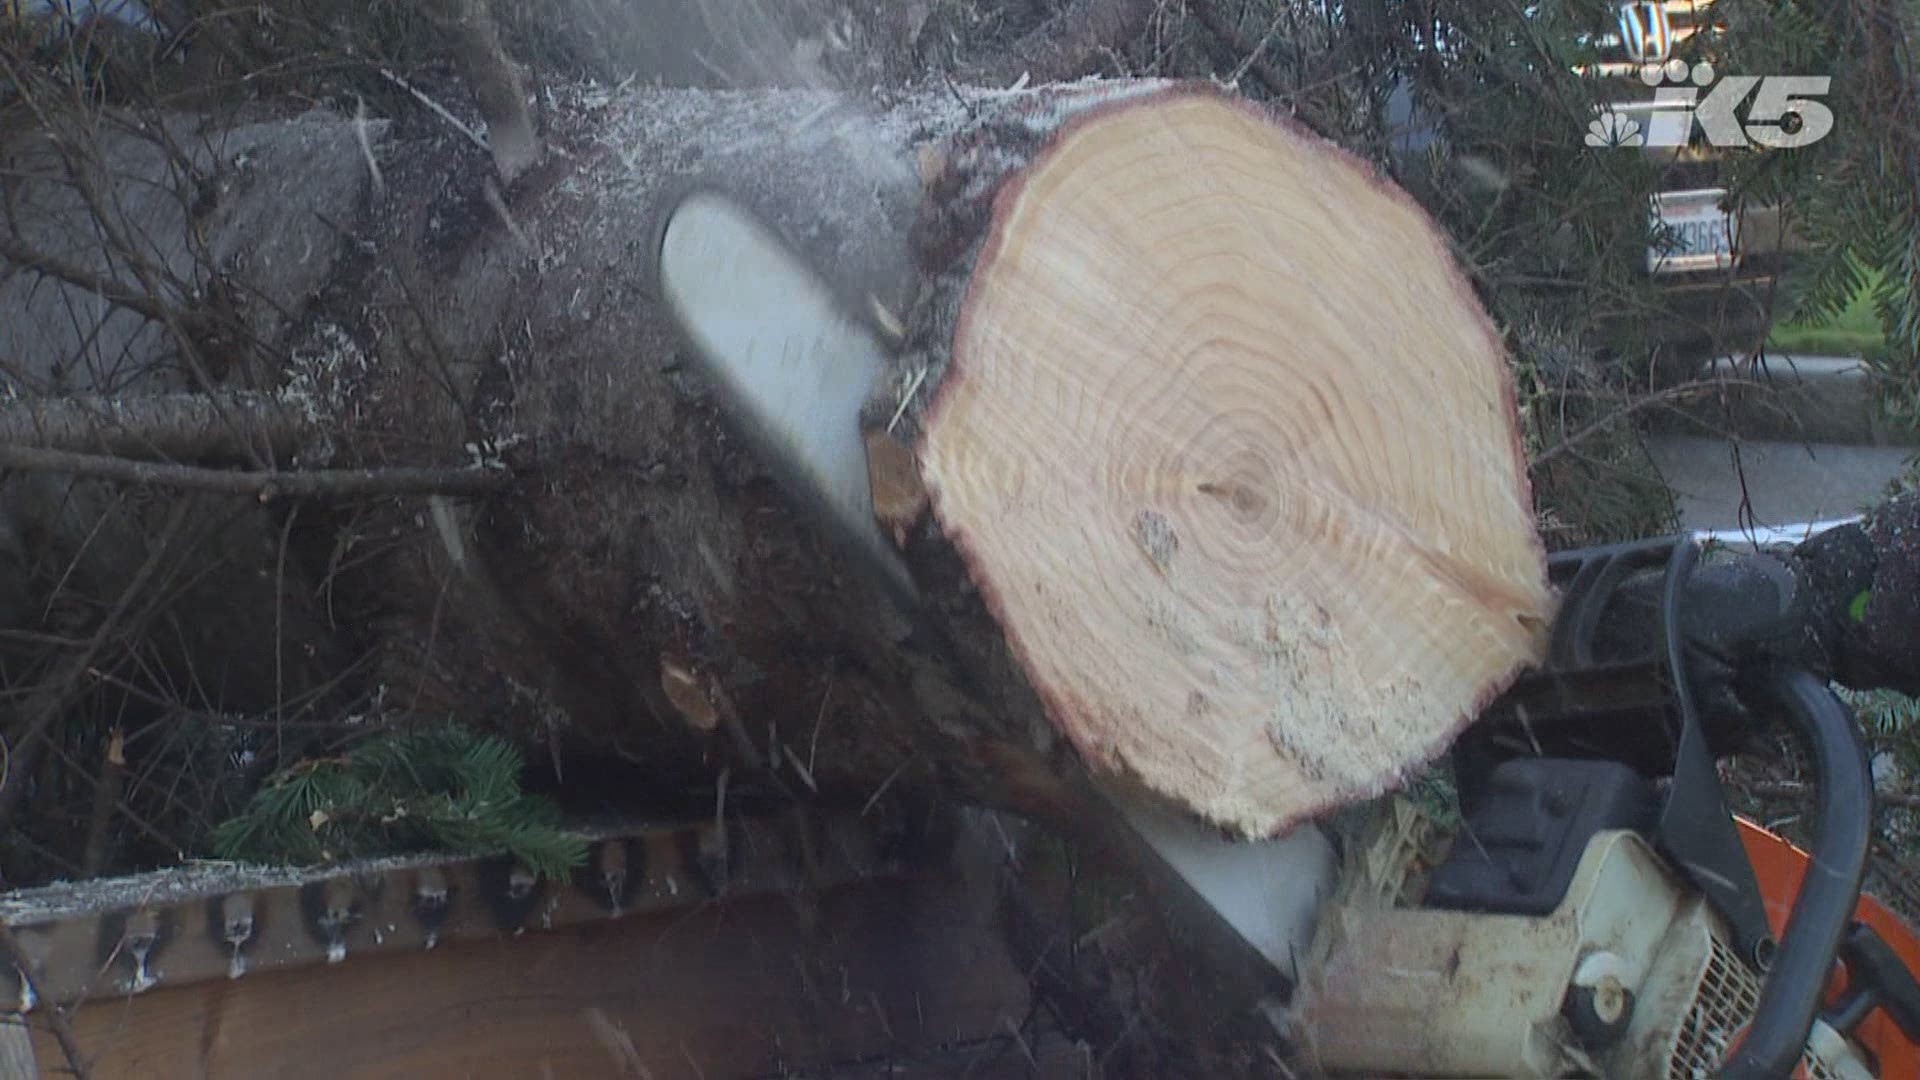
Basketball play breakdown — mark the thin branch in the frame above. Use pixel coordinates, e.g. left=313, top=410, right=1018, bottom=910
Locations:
left=1528, top=380, right=1724, bottom=468
left=378, top=67, right=489, bottom=154
left=0, top=445, right=508, bottom=499
left=964, top=0, right=1160, bottom=86
left=1747, top=778, right=1920, bottom=811
left=0, top=392, right=308, bottom=461
left=1186, top=0, right=1289, bottom=97
left=0, top=501, right=190, bottom=827
left=0, top=921, right=92, bottom=1079
left=1874, top=837, right=1920, bottom=917
left=3, top=70, right=253, bottom=451
left=0, top=230, right=179, bottom=326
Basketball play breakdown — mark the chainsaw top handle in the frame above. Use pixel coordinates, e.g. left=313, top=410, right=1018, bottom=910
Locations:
left=1635, top=538, right=1874, bottom=1078
left=1670, top=538, right=1872, bottom=1078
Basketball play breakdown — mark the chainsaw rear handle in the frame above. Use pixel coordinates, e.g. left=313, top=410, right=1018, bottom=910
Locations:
left=1717, top=665, right=1872, bottom=1080
left=1475, top=538, right=1879, bottom=1074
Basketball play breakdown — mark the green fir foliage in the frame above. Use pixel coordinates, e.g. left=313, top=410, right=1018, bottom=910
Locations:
left=1713, top=0, right=1920, bottom=402
left=211, top=724, right=588, bottom=879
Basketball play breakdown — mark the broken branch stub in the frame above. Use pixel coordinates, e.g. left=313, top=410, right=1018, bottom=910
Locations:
left=919, top=88, right=1555, bottom=837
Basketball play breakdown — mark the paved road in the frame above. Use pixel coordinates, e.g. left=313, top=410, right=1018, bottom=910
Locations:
left=1648, top=435, right=1914, bottom=537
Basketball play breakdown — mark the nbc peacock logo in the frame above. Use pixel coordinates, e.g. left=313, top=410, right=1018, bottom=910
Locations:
left=1586, top=111, right=1646, bottom=148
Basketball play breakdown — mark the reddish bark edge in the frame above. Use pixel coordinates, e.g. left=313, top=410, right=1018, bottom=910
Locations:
left=918, top=80, right=1551, bottom=838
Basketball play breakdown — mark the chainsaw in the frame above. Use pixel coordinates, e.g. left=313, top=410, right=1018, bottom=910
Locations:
left=652, top=189, right=1920, bottom=1079
left=1279, top=536, right=1920, bottom=1078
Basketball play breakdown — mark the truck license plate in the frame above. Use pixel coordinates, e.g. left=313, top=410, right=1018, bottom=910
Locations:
left=1648, top=189, right=1739, bottom=274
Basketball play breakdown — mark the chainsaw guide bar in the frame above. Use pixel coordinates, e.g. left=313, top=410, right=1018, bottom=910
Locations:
left=1, top=811, right=897, bottom=1011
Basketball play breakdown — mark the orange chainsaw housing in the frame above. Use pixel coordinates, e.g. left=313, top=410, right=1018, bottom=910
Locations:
left=1737, top=818, right=1920, bottom=1076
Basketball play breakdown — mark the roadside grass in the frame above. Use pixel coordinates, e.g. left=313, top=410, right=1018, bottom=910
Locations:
left=1768, top=267, right=1892, bottom=361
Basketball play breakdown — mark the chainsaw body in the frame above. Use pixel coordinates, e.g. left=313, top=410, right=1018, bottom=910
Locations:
left=1282, top=538, right=1920, bottom=1078
left=1292, top=806, right=1919, bottom=1076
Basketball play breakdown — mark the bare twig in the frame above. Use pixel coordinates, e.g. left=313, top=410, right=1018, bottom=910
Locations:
left=1529, top=380, right=1724, bottom=468
left=0, top=913, right=93, bottom=1079
left=1186, top=0, right=1289, bottom=97
left=782, top=743, right=818, bottom=793
left=0, top=501, right=191, bottom=827
left=378, top=67, right=489, bottom=154
left=481, top=178, right=533, bottom=255
left=965, top=0, right=1159, bottom=86
left=887, top=367, right=928, bottom=434
left=1002, top=1015, right=1040, bottom=1069
left=353, top=96, right=386, bottom=197
left=860, top=758, right=910, bottom=817
left=807, top=676, right=831, bottom=778
left=0, top=231, right=180, bottom=327
left=0, top=445, right=507, bottom=499
left=273, top=505, right=298, bottom=733
left=0, top=392, right=308, bottom=461
left=0, top=65, right=260, bottom=451
left=1873, top=836, right=1920, bottom=914
left=1747, top=778, right=1920, bottom=811
left=707, top=682, right=765, bottom=773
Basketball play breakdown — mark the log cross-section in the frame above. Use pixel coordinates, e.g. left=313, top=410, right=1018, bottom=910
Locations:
left=918, top=89, right=1555, bottom=837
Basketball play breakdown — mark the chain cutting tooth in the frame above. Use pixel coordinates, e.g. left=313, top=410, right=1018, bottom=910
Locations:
left=117, top=910, right=163, bottom=993
left=6, top=929, right=50, bottom=1014
left=576, top=840, right=642, bottom=917
left=302, top=878, right=360, bottom=964
left=479, top=858, right=543, bottom=931
left=413, top=867, right=451, bottom=950
left=679, top=822, right=736, bottom=898
left=600, top=841, right=628, bottom=916
left=214, top=893, right=257, bottom=979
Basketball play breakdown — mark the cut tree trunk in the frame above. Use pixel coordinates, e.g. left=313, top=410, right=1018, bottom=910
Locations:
left=290, top=77, right=1557, bottom=842
left=17, top=73, right=1919, bottom=863
left=909, top=88, right=1554, bottom=833
left=0, top=79, right=1556, bottom=855
left=8, top=51, right=1920, bottom=1078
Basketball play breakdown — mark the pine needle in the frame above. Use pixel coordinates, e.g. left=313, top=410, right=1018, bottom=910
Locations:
left=211, top=722, right=587, bottom=880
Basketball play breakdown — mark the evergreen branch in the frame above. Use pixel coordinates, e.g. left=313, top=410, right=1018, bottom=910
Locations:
left=211, top=723, right=586, bottom=879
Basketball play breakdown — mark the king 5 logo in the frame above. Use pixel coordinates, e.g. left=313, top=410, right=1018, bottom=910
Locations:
left=1587, top=60, right=1835, bottom=150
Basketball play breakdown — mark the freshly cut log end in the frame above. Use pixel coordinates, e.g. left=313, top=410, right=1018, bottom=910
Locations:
left=919, top=88, right=1555, bottom=838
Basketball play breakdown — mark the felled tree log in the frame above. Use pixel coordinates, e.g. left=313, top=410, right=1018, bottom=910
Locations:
left=323, top=78, right=1557, bottom=843
left=0, top=73, right=1565, bottom=879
